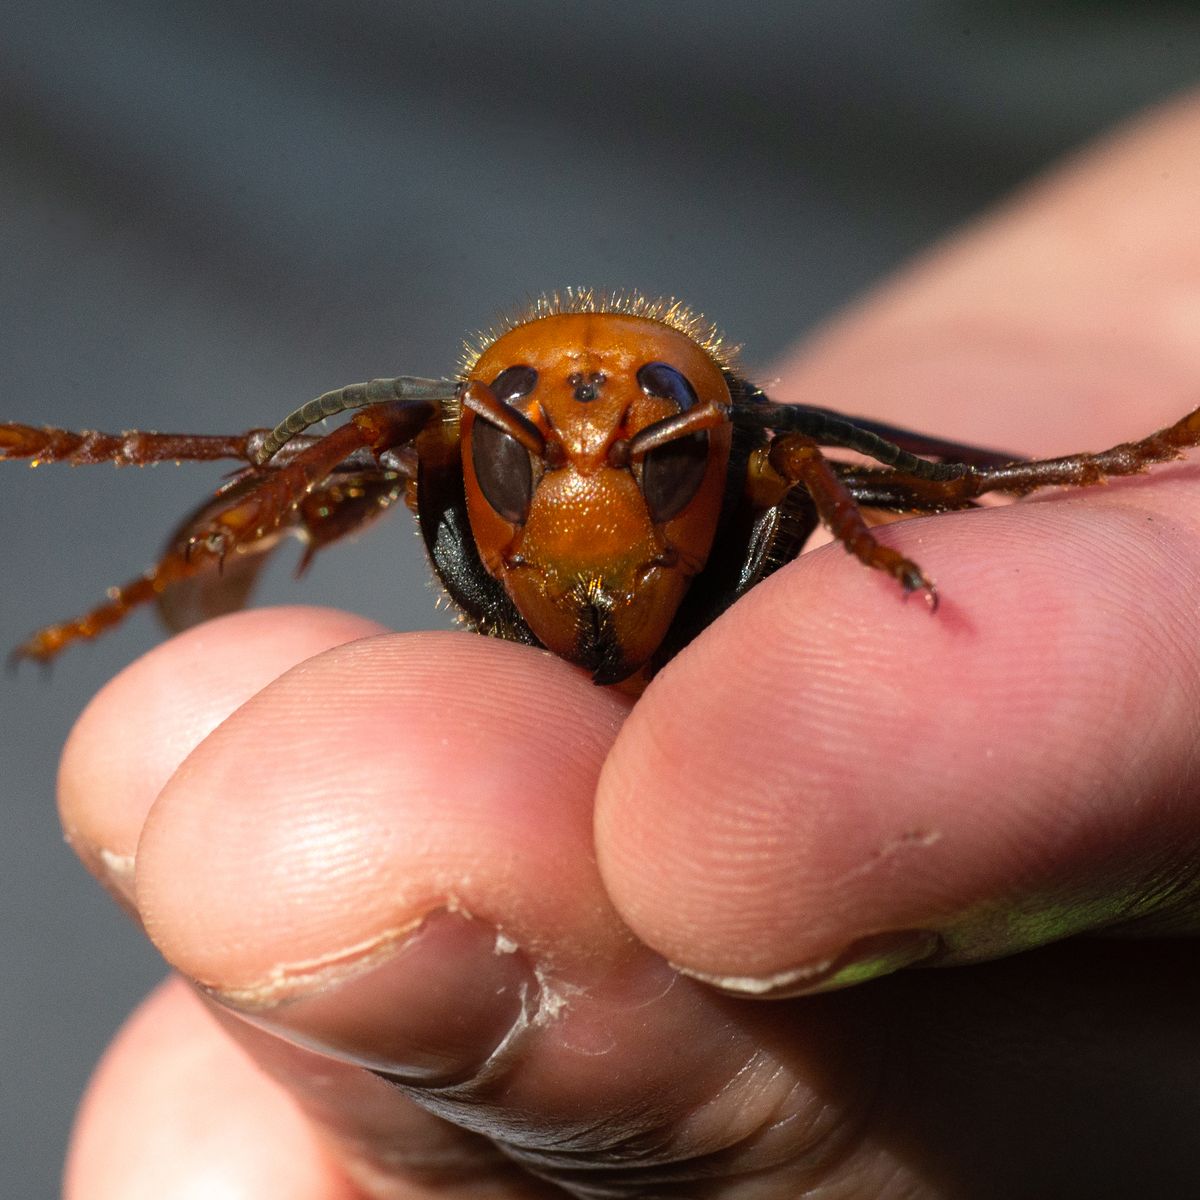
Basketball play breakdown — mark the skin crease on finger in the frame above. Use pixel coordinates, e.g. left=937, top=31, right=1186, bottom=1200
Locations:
left=61, top=91, right=1200, bottom=1198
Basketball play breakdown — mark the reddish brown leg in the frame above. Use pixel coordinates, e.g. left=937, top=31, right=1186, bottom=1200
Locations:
left=13, top=470, right=407, bottom=664
left=10, top=401, right=433, bottom=663
left=850, top=405, right=1200, bottom=509
left=186, top=422, right=375, bottom=560
left=175, top=400, right=432, bottom=559
left=834, top=466, right=984, bottom=514
left=769, top=433, right=937, bottom=606
left=155, top=469, right=405, bottom=635
left=0, top=423, right=275, bottom=466
left=13, top=530, right=232, bottom=664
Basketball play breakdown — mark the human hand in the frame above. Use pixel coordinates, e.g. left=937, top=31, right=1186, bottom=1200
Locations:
left=62, top=93, right=1200, bottom=1198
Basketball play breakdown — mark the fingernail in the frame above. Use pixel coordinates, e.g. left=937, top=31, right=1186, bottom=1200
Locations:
left=67, top=831, right=141, bottom=920
left=677, top=929, right=942, bottom=999
left=95, top=846, right=143, bottom=920
left=209, top=909, right=537, bottom=1083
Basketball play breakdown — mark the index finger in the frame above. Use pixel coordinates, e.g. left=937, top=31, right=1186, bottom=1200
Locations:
left=595, top=91, right=1200, bottom=995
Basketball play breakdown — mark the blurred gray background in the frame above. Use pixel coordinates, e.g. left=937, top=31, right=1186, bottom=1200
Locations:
left=2, top=1, right=1198, bottom=1193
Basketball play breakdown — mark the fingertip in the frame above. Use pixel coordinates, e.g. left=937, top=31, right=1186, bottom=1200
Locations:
left=58, top=607, right=388, bottom=901
left=132, top=632, right=631, bottom=995
left=596, top=495, right=1200, bottom=982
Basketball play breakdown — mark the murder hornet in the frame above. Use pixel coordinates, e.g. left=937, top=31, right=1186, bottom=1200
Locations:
left=4, top=290, right=1200, bottom=691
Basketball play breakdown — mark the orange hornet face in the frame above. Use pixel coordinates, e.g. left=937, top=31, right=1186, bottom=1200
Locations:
left=460, top=312, right=733, bottom=684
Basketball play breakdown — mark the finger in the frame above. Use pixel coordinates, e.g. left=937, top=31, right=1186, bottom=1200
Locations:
left=124, top=631, right=896, bottom=1196
left=63, top=622, right=608, bottom=1198
left=133, top=632, right=631, bottom=993
left=59, top=606, right=387, bottom=909
left=65, top=977, right=363, bottom=1200
left=595, top=91, right=1200, bottom=996
left=598, top=486, right=1200, bottom=993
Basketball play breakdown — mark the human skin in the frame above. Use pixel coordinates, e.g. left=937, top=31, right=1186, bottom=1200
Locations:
left=61, top=93, right=1200, bottom=1198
